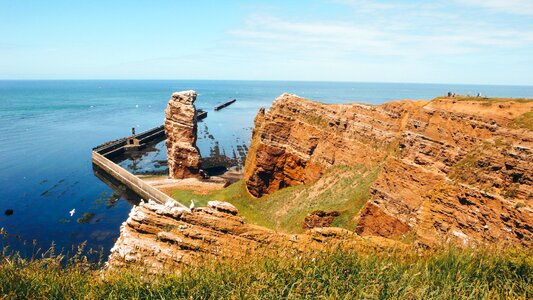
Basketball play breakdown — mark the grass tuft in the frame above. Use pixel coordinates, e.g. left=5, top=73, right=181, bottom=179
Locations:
left=0, top=245, right=531, bottom=299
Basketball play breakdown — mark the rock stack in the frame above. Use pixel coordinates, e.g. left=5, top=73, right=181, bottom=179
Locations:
left=164, top=90, right=202, bottom=179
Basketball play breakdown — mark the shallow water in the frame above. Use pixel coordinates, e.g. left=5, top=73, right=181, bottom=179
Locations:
left=0, top=80, right=531, bottom=257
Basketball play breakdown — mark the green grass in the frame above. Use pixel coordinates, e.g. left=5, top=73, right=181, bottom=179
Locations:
left=303, top=113, right=331, bottom=128
left=434, top=96, right=533, bottom=103
left=1, top=246, right=531, bottom=299
left=172, top=165, right=379, bottom=233
left=509, top=111, right=533, bottom=130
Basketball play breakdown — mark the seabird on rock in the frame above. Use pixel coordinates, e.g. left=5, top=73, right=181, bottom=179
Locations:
left=189, top=200, right=195, bottom=211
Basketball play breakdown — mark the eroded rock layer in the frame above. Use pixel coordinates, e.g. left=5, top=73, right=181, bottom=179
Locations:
left=107, top=200, right=404, bottom=272
left=245, top=94, right=533, bottom=246
left=165, top=90, right=201, bottom=179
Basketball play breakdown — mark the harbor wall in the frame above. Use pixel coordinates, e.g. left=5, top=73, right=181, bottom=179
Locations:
left=92, top=126, right=186, bottom=207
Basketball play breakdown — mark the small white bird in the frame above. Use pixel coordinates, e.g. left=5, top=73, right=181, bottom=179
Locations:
left=189, top=200, right=195, bottom=210
left=69, top=209, right=76, bottom=217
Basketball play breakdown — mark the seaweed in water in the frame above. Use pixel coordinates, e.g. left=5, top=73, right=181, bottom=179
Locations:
left=105, top=192, right=121, bottom=209
left=77, top=212, right=96, bottom=224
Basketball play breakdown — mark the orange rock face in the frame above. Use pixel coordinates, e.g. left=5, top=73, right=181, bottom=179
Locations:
left=107, top=200, right=405, bottom=272
left=164, top=91, right=201, bottom=179
left=245, top=93, right=395, bottom=197
left=245, top=94, right=533, bottom=246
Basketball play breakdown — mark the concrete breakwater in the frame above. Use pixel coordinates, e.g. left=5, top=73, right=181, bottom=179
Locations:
left=93, top=125, right=165, bottom=157
left=214, top=98, right=236, bottom=111
left=92, top=126, right=185, bottom=207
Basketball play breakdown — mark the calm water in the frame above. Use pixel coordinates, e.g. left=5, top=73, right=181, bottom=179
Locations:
left=0, top=80, right=531, bottom=257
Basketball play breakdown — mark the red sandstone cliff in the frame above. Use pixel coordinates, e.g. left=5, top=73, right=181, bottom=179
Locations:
left=165, top=91, right=202, bottom=179
left=244, top=94, right=532, bottom=246
left=107, top=93, right=531, bottom=272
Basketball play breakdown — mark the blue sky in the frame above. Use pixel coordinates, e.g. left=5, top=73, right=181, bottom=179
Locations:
left=0, top=0, right=532, bottom=84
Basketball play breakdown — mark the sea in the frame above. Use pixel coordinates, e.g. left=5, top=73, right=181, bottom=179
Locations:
left=0, top=80, right=531, bottom=258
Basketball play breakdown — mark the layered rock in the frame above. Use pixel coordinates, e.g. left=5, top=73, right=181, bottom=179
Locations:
left=107, top=200, right=405, bottom=272
left=303, top=210, right=340, bottom=229
left=165, top=91, right=201, bottom=179
left=245, top=93, right=399, bottom=197
left=245, top=94, right=533, bottom=246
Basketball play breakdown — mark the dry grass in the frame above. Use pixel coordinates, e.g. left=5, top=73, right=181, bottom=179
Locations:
left=509, top=111, right=533, bottom=130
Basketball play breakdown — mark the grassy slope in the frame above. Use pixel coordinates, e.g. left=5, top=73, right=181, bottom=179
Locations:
left=433, top=96, right=533, bottom=103
left=173, top=165, right=379, bottom=233
left=1, top=247, right=531, bottom=299
left=509, top=111, right=533, bottom=130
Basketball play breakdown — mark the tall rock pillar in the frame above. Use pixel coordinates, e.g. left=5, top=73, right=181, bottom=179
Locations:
left=164, top=90, right=201, bottom=179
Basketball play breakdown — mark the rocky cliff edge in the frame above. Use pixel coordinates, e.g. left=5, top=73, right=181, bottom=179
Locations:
left=107, top=200, right=405, bottom=272
left=244, top=94, right=532, bottom=247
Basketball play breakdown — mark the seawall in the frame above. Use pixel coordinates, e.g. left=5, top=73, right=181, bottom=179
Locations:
left=92, top=126, right=186, bottom=207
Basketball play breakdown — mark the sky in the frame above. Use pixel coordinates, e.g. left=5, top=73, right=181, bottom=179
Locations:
left=0, top=0, right=532, bottom=85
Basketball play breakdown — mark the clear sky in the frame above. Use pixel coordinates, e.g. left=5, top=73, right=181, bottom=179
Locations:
left=1, top=0, right=532, bottom=84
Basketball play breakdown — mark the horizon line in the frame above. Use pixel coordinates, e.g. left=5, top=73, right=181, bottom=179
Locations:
left=0, top=78, right=532, bottom=88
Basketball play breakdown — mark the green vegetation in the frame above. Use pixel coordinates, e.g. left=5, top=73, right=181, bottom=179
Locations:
left=509, top=111, right=533, bottom=130
left=172, top=165, right=378, bottom=233
left=448, top=141, right=523, bottom=199
left=448, top=150, right=483, bottom=184
left=515, top=202, right=526, bottom=209
left=1, top=246, right=531, bottom=299
left=434, top=96, right=533, bottom=103
left=303, top=113, right=331, bottom=128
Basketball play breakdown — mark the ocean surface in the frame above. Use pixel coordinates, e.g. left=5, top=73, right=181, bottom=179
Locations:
left=0, top=80, right=531, bottom=258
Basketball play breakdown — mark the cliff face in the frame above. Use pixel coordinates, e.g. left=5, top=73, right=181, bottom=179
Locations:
left=245, top=94, right=532, bottom=246
left=107, top=200, right=404, bottom=272
left=165, top=91, right=201, bottom=179
left=244, top=94, right=398, bottom=197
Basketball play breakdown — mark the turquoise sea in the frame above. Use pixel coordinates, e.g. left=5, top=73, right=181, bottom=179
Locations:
left=0, top=80, right=532, bottom=257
